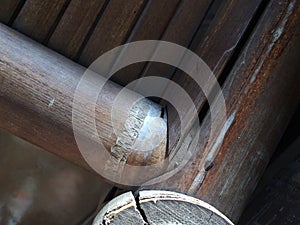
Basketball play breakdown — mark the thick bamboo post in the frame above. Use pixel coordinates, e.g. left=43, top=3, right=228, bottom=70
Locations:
left=0, top=23, right=167, bottom=185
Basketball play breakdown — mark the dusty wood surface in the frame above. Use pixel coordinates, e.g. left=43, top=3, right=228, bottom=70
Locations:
left=94, top=192, right=146, bottom=225
left=108, top=0, right=180, bottom=85
left=142, top=0, right=300, bottom=222
left=0, top=23, right=167, bottom=185
left=78, top=0, right=145, bottom=67
left=0, top=0, right=23, bottom=24
left=166, top=0, right=264, bottom=153
left=12, top=0, right=70, bottom=42
left=94, top=190, right=233, bottom=225
left=113, top=0, right=212, bottom=86
left=47, top=0, right=106, bottom=60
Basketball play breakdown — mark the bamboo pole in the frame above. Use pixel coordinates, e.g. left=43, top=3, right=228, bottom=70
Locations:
left=0, top=23, right=167, bottom=186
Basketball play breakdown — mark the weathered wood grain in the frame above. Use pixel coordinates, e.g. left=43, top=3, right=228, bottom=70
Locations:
left=0, top=23, right=166, bottom=185
left=93, top=192, right=146, bottom=225
left=93, top=190, right=233, bottom=225
left=12, top=0, right=70, bottom=42
left=166, top=0, right=264, bottom=154
left=142, top=0, right=300, bottom=223
left=78, top=0, right=145, bottom=67
left=47, top=0, right=106, bottom=60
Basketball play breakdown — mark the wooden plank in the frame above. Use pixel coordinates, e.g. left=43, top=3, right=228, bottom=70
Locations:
left=0, top=0, right=24, bottom=24
left=12, top=0, right=70, bottom=42
left=114, top=0, right=213, bottom=86
left=143, top=0, right=300, bottom=223
left=78, top=0, right=145, bottom=67
left=166, top=0, right=264, bottom=153
left=0, top=23, right=167, bottom=185
left=47, top=0, right=106, bottom=60
left=110, top=0, right=180, bottom=85
left=93, top=190, right=233, bottom=225
left=141, top=0, right=213, bottom=80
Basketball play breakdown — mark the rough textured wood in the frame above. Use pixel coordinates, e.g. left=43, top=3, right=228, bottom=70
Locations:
left=142, top=0, right=300, bottom=223
left=94, top=190, right=233, bottom=225
left=78, top=0, right=145, bottom=67
left=12, top=0, right=70, bottom=42
left=94, top=192, right=146, bottom=225
left=47, top=0, right=106, bottom=60
left=0, top=23, right=166, bottom=185
left=0, top=0, right=23, bottom=24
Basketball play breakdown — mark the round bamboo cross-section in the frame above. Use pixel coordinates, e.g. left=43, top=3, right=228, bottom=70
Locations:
left=93, top=190, right=234, bottom=225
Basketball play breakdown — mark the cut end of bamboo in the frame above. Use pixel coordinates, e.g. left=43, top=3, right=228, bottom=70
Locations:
left=93, top=190, right=234, bottom=225
left=105, top=98, right=168, bottom=186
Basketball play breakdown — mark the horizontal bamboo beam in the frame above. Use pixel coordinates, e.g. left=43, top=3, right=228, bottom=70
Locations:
left=0, top=23, right=167, bottom=186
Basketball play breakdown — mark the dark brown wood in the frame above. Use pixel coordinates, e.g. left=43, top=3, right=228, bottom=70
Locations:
left=47, top=0, right=106, bottom=60
left=0, top=129, right=113, bottom=225
left=0, top=0, right=23, bottom=24
left=12, top=0, right=70, bottom=42
left=238, top=138, right=300, bottom=225
left=141, top=0, right=213, bottom=80
left=166, top=0, right=264, bottom=154
left=109, top=0, right=180, bottom=85
left=93, top=190, right=233, bottom=225
left=78, top=0, right=145, bottom=67
left=0, top=23, right=167, bottom=185
left=113, top=0, right=213, bottom=87
left=142, top=0, right=300, bottom=223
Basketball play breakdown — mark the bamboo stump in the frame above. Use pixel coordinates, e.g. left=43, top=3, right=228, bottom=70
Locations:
left=94, top=190, right=233, bottom=225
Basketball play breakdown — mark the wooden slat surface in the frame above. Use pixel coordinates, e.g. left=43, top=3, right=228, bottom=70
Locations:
left=141, top=0, right=213, bottom=80
left=114, top=0, right=213, bottom=86
left=0, top=0, right=24, bottom=24
left=12, top=0, right=70, bottom=42
left=47, top=0, right=106, bottom=60
left=166, top=0, right=264, bottom=152
left=110, top=0, right=180, bottom=85
left=78, top=0, right=145, bottom=67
